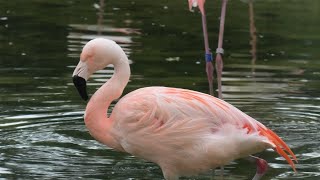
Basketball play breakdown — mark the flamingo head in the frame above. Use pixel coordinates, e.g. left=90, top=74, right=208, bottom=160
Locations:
left=72, top=38, right=120, bottom=101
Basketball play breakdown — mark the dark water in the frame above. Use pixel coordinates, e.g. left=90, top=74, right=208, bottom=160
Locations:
left=0, top=0, right=319, bottom=179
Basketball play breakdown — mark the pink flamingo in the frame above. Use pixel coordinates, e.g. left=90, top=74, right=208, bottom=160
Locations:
left=72, top=38, right=297, bottom=180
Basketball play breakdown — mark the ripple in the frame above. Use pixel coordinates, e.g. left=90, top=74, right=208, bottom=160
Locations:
left=68, top=33, right=133, bottom=44
left=0, top=121, right=28, bottom=127
left=275, top=171, right=320, bottom=179
left=69, top=24, right=141, bottom=35
left=0, top=167, right=12, bottom=174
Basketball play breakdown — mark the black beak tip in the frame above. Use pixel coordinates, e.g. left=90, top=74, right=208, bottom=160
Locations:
left=72, top=75, right=89, bottom=101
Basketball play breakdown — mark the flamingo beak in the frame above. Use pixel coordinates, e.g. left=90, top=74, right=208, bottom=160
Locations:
left=72, top=60, right=90, bottom=101
left=73, top=75, right=88, bottom=101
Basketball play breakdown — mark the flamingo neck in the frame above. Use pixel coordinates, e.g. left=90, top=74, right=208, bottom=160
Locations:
left=84, top=52, right=130, bottom=151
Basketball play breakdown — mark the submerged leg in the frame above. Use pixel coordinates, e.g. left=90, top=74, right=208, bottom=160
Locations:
left=246, top=155, right=268, bottom=180
left=162, top=169, right=179, bottom=180
left=163, top=174, right=179, bottom=180
left=221, top=165, right=224, bottom=177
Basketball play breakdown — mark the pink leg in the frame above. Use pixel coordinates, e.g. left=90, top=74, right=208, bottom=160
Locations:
left=215, top=54, right=223, bottom=98
left=215, top=0, right=228, bottom=99
left=201, top=8, right=214, bottom=96
left=246, top=155, right=268, bottom=180
left=206, top=62, right=214, bottom=96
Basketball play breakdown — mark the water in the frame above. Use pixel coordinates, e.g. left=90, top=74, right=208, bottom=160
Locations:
left=0, top=0, right=319, bottom=179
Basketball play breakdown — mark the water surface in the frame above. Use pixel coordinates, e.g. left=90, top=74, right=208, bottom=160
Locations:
left=0, top=0, right=319, bottom=179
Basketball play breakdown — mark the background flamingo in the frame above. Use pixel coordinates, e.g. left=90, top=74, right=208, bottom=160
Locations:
left=190, top=0, right=260, bottom=96
left=72, top=38, right=297, bottom=180
left=188, top=0, right=227, bottom=99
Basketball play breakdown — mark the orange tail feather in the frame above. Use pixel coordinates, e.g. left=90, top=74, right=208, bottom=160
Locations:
left=258, top=125, right=297, bottom=172
left=266, top=128, right=298, bottom=163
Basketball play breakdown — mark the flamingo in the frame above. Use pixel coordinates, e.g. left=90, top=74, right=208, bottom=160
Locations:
left=188, top=0, right=227, bottom=99
left=72, top=38, right=297, bottom=180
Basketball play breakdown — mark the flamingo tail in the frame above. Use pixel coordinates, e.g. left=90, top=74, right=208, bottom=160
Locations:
left=258, top=125, right=298, bottom=172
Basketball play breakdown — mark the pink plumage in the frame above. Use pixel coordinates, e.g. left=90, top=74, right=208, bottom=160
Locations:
left=72, top=38, right=297, bottom=180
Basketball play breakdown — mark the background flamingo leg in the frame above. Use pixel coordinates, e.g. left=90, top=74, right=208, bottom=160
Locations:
left=215, top=53, right=223, bottom=98
left=215, top=0, right=228, bottom=99
left=201, top=7, right=214, bottom=96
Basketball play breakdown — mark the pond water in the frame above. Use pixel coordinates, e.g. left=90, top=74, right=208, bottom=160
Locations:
left=0, top=0, right=319, bottom=179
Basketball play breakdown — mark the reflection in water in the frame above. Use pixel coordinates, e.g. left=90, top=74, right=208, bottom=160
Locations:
left=67, top=0, right=140, bottom=90
left=67, top=0, right=140, bottom=59
left=215, top=0, right=259, bottom=99
left=97, top=0, right=105, bottom=35
left=248, top=1, right=257, bottom=74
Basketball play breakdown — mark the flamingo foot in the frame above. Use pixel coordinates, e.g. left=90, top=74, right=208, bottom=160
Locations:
left=247, top=155, right=268, bottom=180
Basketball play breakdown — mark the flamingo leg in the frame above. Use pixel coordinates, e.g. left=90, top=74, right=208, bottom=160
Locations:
left=220, top=165, right=224, bottom=178
left=246, top=155, right=269, bottom=180
left=215, top=0, right=228, bottom=99
left=201, top=7, right=214, bottom=96
left=163, top=171, right=179, bottom=180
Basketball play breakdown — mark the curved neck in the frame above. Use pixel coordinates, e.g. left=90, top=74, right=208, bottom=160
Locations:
left=84, top=52, right=130, bottom=150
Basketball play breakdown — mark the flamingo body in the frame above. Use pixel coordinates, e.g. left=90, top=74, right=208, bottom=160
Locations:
left=112, top=87, right=273, bottom=177
left=72, top=38, right=296, bottom=180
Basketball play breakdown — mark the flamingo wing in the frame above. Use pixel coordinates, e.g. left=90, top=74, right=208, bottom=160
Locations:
left=110, top=87, right=297, bottom=172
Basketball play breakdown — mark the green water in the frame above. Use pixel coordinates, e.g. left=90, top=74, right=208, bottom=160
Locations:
left=0, top=0, right=319, bottom=179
